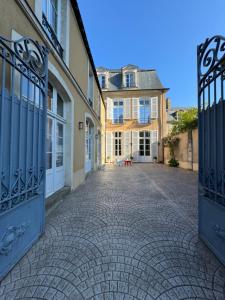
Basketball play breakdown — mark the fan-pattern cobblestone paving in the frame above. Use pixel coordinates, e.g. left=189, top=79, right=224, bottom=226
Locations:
left=0, top=164, right=225, bottom=300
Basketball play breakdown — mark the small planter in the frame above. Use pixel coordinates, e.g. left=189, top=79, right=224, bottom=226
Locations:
left=153, top=156, right=157, bottom=163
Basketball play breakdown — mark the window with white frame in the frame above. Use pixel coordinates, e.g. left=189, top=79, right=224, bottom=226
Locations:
left=42, top=0, right=58, bottom=34
left=88, top=69, right=94, bottom=107
left=46, top=82, right=65, bottom=170
left=113, top=100, right=124, bottom=124
left=125, top=72, right=135, bottom=87
left=113, top=132, right=122, bottom=156
left=85, top=120, right=93, bottom=161
left=139, top=99, right=150, bottom=124
left=139, top=131, right=150, bottom=156
left=98, top=74, right=106, bottom=89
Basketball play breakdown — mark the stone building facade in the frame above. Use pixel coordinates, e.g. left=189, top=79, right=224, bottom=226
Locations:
left=0, top=0, right=106, bottom=198
left=97, top=65, right=168, bottom=163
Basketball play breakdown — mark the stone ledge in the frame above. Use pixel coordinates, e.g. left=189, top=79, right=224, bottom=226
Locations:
left=45, top=186, right=71, bottom=215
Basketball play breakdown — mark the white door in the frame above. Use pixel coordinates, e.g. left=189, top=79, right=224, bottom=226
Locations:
left=46, top=84, right=65, bottom=197
left=85, top=120, right=94, bottom=173
left=139, top=131, right=152, bottom=162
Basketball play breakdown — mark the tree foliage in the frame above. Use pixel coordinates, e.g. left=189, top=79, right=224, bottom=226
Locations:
left=171, top=108, right=198, bottom=135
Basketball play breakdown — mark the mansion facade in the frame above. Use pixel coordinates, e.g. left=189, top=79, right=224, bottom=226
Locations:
left=97, top=65, right=169, bottom=163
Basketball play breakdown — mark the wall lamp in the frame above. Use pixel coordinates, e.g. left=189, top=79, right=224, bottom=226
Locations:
left=78, top=121, right=84, bottom=130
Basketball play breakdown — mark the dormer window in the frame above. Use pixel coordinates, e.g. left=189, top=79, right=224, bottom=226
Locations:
left=98, top=74, right=106, bottom=89
left=125, top=72, right=135, bottom=88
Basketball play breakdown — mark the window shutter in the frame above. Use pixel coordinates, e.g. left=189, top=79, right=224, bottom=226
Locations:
left=151, top=97, right=158, bottom=119
left=124, top=98, right=131, bottom=119
left=132, top=98, right=139, bottom=119
left=123, top=131, right=131, bottom=159
left=151, top=130, right=158, bottom=159
left=106, top=132, right=112, bottom=162
left=132, top=131, right=139, bottom=161
left=107, top=98, right=113, bottom=120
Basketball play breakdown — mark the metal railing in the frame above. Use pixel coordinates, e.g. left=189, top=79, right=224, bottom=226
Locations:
left=42, top=14, right=63, bottom=59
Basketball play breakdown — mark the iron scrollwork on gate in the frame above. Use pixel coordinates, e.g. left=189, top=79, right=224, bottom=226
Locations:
left=0, top=36, right=49, bottom=214
left=197, top=35, right=225, bottom=207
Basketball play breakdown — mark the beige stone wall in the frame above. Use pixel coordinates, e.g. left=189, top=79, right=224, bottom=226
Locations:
left=102, top=89, right=168, bottom=162
left=164, top=128, right=198, bottom=171
left=0, top=0, right=106, bottom=189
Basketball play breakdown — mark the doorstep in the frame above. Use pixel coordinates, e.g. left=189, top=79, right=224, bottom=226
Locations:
left=45, top=186, right=71, bottom=215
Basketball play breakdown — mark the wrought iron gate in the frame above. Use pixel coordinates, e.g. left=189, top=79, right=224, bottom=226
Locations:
left=0, top=36, right=48, bottom=279
left=198, top=35, right=225, bottom=265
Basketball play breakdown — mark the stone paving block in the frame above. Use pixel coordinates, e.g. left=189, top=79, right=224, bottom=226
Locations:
left=0, top=165, right=225, bottom=300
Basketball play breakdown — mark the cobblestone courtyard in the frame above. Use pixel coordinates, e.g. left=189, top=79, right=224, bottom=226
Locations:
left=1, top=164, right=225, bottom=300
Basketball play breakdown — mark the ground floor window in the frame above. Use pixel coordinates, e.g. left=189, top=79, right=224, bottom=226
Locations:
left=46, top=83, right=65, bottom=196
left=113, top=132, right=122, bottom=156
left=139, top=131, right=150, bottom=156
left=85, top=118, right=94, bottom=173
left=85, top=120, right=93, bottom=161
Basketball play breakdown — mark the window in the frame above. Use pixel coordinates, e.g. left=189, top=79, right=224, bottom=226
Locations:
left=46, top=118, right=53, bottom=170
left=48, top=83, right=53, bottom=111
left=98, top=74, right=106, bottom=89
left=139, top=131, right=150, bottom=156
left=57, top=94, right=64, bottom=117
left=125, top=73, right=135, bottom=87
left=113, top=100, right=124, bottom=124
left=114, top=132, right=122, bottom=156
left=56, top=122, right=63, bottom=167
left=46, top=83, right=65, bottom=170
left=139, top=99, right=150, bottom=124
left=42, top=0, right=58, bottom=34
left=85, top=120, right=92, bottom=161
left=88, top=70, right=94, bottom=107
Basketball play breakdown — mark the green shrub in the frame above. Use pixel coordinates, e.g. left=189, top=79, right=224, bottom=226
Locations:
left=168, top=158, right=179, bottom=167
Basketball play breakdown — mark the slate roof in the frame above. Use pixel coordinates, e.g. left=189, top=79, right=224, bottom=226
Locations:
left=97, top=66, right=167, bottom=91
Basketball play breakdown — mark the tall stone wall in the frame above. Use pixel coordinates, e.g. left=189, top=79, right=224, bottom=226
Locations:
left=164, top=128, right=198, bottom=171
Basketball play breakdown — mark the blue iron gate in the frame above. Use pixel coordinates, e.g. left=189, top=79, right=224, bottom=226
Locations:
left=0, top=36, right=48, bottom=279
left=198, top=35, right=225, bottom=265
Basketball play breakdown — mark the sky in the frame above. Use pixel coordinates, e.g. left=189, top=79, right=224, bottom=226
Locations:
left=77, top=0, right=225, bottom=107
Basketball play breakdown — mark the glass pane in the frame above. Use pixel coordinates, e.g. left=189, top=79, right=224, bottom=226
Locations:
left=145, top=132, right=150, bottom=137
left=46, top=118, right=53, bottom=170
left=139, top=150, right=144, bottom=156
left=47, top=118, right=52, bottom=134
left=49, top=0, right=58, bottom=33
left=139, top=132, right=144, bottom=137
left=57, top=137, right=63, bottom=151
left=42, top=0, right=47, bottom=15
left=47, top=137, right=52, bottom=152
left=57, top=94, right=64, bottom=117
left=146, top=150, right=150, bottom=156
left=46, top=153, right=52, bottom=169
left=48, top=83, right=53, bottom=111
left=56, top=152, right=63, bottom=167
left=57, top=122, right=63, bottom=138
